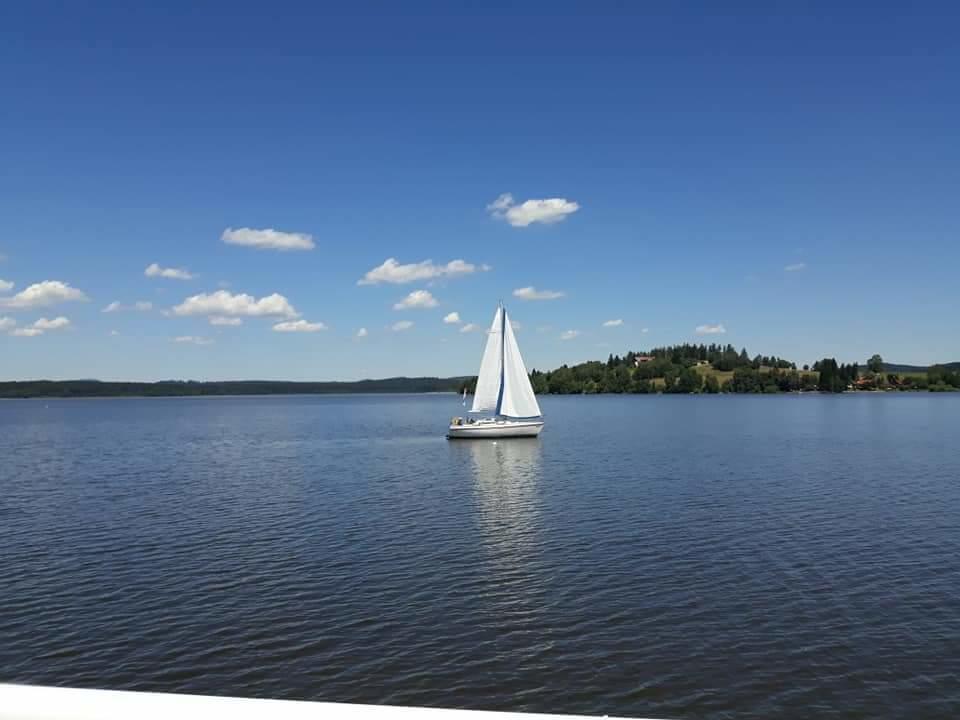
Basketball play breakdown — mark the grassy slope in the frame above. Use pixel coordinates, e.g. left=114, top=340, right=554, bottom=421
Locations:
left=692, top=364, right=817, bottom=384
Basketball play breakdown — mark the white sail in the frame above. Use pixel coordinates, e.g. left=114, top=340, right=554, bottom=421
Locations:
left=470, top=306, right=503, bottom=414
left=499, top=309, right=542, bottom=418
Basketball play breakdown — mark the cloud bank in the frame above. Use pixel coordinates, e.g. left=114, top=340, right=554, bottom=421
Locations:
left=172, top=290, right=298, bottom=318
left=7, top=316, right=71, bottom=337
left=222, top=227, right=315, bottom=251
left=145, top=263, right=193, bottom=280
left=393, top=289, right=438, bottom=310
left=273, top=319, right=327, bottom=333
left=513, top=286, right=565, bottom=301
left=358, top=258, right=489, bottom=285
left=0, top=281, right=88, bottom=310
left=487, top=193, right=580, bottom=227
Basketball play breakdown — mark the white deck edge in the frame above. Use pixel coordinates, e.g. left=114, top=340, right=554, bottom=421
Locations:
left=0, top=684, right=656, bottom=720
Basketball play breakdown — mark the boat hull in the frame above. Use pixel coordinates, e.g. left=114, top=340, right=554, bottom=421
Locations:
left=447, top=419, right=544, bottom=439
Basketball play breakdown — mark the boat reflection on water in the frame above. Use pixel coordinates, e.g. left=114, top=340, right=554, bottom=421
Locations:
left=454, top=439, right=547, bottom=626
left=464, top=439, right=542, bottom=538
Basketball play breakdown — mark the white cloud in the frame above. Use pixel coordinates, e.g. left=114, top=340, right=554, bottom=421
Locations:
left=209, top=316, right=242, bottom=326
left=33, top=316, right=70, bottom=330
left=356, top=327, right=368, bottom=338
left=110, top=330, right=120, bottom=336
left=443, top=311, right=461, bottom=324
left=358, top=258, right=490, bottom=285
left=487, top=193, right=514, bottom=212
left=273, top=319, right=327, bottom=333
left=602, top=319, right=623, bottom=327
left=0, top=279, right=13, bottom=292
left=513, top=286, right=565, bottom=301
left=103, top=300, right=152, bottom=313
left=487, top=193, right=580, bottom=227
left=172, top=290, right=298, bottom=318
left=785, top=262, right=807, bottom=272
left=221, top=227, right=315, bottom=251
left=393, top=289, right=438, bottom=310
left=0, top=280, right=88, bottom=310
left=173, top=336, right=214, bottom=345
left=145, top=263, right=194, bottom=280
left=640, top=327, right=649, bottom=334
left=695, top=323, right=727, bottom=335
left=6, top=316, right=70, bottom=336
left=560, top=330, right=580, bottom=340
left=460, top=323, right=479, bottom=333
left=391, top=320, right=414, bottom=332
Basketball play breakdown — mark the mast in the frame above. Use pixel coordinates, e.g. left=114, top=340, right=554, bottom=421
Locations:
left=495, top=301, right=506, bottom=417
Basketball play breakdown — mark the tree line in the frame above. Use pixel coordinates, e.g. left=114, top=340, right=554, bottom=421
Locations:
left=459, top=346, right=959, bottom=395
left=0, top=377, right=470, bottom=399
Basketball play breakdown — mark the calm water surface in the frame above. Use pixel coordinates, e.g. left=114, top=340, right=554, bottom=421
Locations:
left=2, top=394, right=958, bottom=718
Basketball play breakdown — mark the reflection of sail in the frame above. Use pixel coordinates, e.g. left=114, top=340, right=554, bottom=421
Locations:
left=461, top=440, right=546, bottom=636
left=463, top=439, right=543, bottom=566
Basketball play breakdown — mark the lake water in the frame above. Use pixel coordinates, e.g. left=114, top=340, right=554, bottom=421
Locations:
left=2, top=394, right=959, bottom=719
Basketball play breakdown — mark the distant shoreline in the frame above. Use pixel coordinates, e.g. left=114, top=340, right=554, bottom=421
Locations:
left=0, top=378, right=469, bottom=400
left=0, top=392, right=468, bottom=401
left=3, top=389, right=951, bottom=402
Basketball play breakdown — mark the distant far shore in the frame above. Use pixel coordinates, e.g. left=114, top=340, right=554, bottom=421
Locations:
left=0, top=377, right=469, bottom=399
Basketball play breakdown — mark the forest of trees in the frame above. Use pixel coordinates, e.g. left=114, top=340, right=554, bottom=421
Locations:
left=811, top=359, right=859, bottom=393
left=458, top=345, right=960, bottom=396
left=521, top=345, right=807, bottom=395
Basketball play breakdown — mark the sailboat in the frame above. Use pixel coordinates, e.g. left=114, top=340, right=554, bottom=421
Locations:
left=447, top=303, right=544, bottom=438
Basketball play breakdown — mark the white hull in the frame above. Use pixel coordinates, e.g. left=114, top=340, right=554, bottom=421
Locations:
left=447, top=419, right=544, bottom=439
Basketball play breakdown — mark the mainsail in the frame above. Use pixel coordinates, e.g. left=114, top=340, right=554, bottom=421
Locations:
left=470, top=305, right=542, bottom=418
left=471, top=307, right=503, bottom=413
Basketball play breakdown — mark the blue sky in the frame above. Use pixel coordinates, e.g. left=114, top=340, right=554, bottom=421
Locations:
left=1, top=2, right=958, bottom=381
